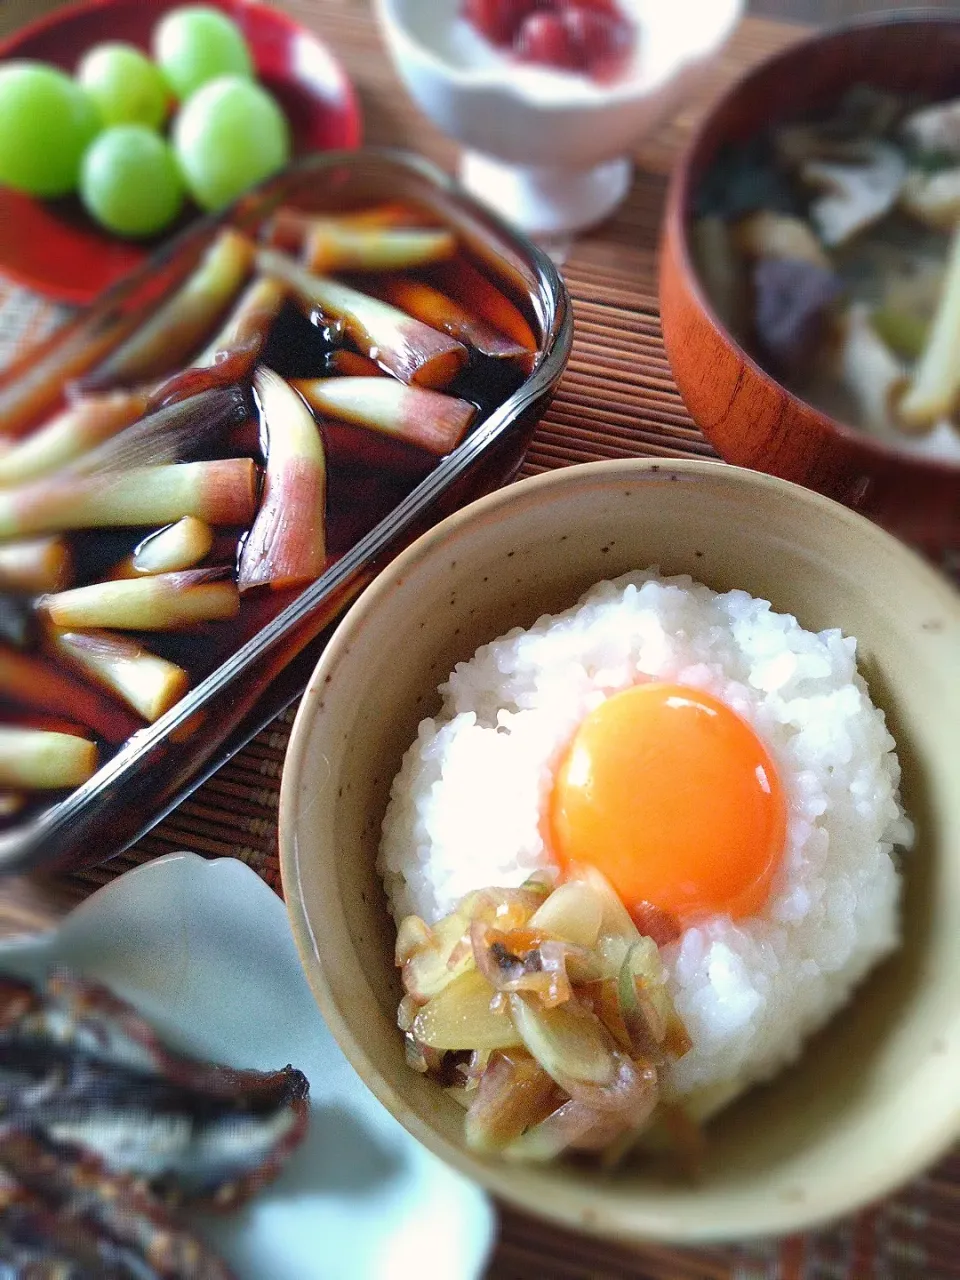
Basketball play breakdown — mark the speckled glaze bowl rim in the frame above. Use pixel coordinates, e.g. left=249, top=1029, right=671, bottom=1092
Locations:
left=279, top=457, right=960, bottom=1246
left=667, top=13, right=960, bottom=476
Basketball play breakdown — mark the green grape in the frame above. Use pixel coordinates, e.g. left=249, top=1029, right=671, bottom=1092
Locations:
left=77, top=42, right=169, bottom=130
left=173, top=75, right=290, bottom=212
left=80, top=125, right=185, bottom=237
left=153, top=6, right=253, bottom=101
left=0, top=62, right=99, bottom=197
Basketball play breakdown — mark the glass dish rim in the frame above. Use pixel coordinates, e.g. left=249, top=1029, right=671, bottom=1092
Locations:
left=0, top=146, right=572, bottom=874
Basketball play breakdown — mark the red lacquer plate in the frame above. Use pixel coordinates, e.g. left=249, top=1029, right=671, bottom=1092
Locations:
left=0, top=0, right=362, bottom=304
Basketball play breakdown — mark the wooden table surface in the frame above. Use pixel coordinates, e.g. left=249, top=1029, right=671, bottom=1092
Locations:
left=0, top=1, right=949, bottom=934
left=3, top=0, right=959, bottom=35
left=1, top=5, right=958, bottom=1280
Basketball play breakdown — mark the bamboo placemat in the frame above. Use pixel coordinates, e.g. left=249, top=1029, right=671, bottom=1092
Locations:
left=1, top=5, right=958, bottom=1277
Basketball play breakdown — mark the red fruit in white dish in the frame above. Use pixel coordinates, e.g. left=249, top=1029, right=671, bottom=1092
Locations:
left=463, top=0, right=539, bottom=46
left=562, top=5, right=632, bottom=71
left=562, top=0, right=621, bottom=16
left=515, top=12, right=580, bottom=69
left=464, top=0, right=635, bottom=80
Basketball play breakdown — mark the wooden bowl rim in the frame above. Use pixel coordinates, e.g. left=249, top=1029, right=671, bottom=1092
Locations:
left=665, top=12, right=960, bottom=479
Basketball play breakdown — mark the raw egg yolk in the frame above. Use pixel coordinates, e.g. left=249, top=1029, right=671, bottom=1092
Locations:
left=549, top=683, right=786, bottom=926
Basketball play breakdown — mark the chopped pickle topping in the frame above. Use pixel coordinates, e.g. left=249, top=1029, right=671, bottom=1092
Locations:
left=395, top=868, right=697, bottom=1166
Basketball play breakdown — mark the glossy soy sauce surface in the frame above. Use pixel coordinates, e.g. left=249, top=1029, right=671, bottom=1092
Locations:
left=0, top=229, right=532, bottom=832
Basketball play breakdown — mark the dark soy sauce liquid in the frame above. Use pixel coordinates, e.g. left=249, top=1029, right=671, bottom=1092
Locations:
left=2, top=254, right=531, bottom=828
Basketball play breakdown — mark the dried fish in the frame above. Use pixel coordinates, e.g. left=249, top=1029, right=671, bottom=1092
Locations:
left=0, top=971, right=310, bottom=1209
left=0, top=1125, right=235, bottom=1279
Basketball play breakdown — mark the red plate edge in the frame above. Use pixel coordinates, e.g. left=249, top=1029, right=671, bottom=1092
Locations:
left=0, top=0, right=363, bottom=306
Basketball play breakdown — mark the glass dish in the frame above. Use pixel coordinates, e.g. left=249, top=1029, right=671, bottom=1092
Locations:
left=0, top=148, right=572, bottom=875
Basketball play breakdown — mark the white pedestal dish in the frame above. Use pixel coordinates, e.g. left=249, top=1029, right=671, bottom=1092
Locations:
left=375, top=0, right=744, bottom=236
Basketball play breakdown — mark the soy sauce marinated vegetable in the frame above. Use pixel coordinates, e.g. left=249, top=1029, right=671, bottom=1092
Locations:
left=0, top=205, right=538, bottom=828
left=693, top=85, right=960, bottom=462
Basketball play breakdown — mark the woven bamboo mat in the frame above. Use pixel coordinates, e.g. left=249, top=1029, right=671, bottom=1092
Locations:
left=1, top=5, right=958, bottom=1277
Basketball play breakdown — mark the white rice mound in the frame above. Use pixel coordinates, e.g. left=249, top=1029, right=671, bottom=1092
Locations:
left=378, top=570, right=912, bottom=1110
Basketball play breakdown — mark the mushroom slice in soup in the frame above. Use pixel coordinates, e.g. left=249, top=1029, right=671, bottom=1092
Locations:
left=900, top=167, right=960, bottom=231
left=837, top=304, right=909, bottom=440
left=902, top=97, right=960, bottom=160
left=733, top=211, right=830, bottom=269
left=801, top=141, right=907, bottom=246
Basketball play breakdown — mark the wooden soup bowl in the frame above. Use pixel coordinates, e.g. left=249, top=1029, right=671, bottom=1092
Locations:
left=659, top=17, right=960, bottom=552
